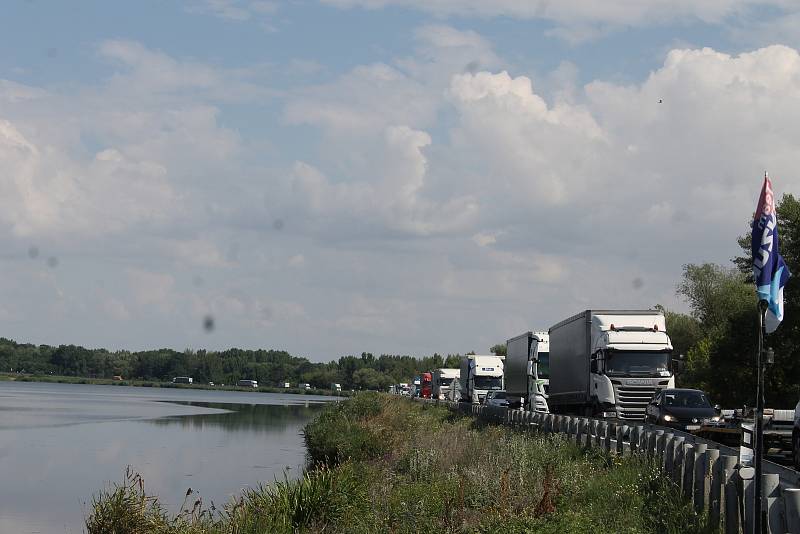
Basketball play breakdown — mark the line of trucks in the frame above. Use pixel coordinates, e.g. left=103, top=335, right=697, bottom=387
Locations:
left=392, top=308, right=800, bottom=465
left=397, top=309, right=682, bottom=422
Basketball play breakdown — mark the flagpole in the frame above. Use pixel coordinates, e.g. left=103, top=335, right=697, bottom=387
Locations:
left=754, top=299, right=767, bottom=534
left=753, top=171, right=768, bottom=534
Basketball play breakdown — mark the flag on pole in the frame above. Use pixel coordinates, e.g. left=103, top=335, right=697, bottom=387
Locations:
left=752, top=173, right=791, bottom=333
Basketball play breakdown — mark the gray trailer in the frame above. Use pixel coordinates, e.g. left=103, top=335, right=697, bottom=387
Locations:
left=549, top=310, right=675, bottom=420
left=504, top=331, right=549, bottom=412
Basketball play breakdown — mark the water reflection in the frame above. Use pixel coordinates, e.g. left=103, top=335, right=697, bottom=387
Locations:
left=149, top=402, right=326, bottom=433
left=0, top=382, right=333, bottom=534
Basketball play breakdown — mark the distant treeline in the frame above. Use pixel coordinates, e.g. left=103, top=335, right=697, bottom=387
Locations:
left=0, top=338, right=465, bottom=391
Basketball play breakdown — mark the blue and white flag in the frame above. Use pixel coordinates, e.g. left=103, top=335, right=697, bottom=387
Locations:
left=752, top=174, right=791, bottom=333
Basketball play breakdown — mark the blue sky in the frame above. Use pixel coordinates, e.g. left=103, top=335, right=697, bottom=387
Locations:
left=2, top=1, right=800, bottom=361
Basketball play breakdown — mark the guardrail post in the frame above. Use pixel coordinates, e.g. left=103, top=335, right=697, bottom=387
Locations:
left=603, top=422, right=613, bottom=452
left=646, top=429, right=656, bottom=458
left=682, top=444, right=695, bottom=498
left=743, top=474, right=754, bottom=534
left=692, top=443, right=708, bottom=514
left=654, top=430, right=665, bottom=465
left=628, top=424, right=637, bottom=452
left=783, top=488, right=800, bottom=534
left=596, top=421, right=606, bottom=448
left=701, top=448, right=719, bottom=516
left=616, top=425, right=627, bottom=455
left=581, top=419, right=591, bottom=448
left=664, top=433, right=675, bottom=475
left=723, top=468, right=739, bottom=534
left=575, top=418, right=584, bottom=446
left=762, top=473, right=781, bottom=534
left=672, top=436, right=686, bottom=487
left=713, top=455, right=736, bottom=530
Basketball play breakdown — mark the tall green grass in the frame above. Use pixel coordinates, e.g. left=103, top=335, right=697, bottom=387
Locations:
left=87, top=394, right=710, bottom=533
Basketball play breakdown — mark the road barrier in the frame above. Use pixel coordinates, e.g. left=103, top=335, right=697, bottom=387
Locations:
left=416, top=398, right=800, bottom=533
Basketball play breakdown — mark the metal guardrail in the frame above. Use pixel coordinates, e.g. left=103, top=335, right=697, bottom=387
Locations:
left=415, top=398, right=800, bottom=534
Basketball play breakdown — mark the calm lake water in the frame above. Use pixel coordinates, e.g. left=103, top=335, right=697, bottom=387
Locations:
left=0, top=381, right=333, bottom=533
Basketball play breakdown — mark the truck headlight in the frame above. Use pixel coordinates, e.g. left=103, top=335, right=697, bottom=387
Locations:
left=706, top=415, right=721, bottom=423
left=662, top=414, right=677, bottom=422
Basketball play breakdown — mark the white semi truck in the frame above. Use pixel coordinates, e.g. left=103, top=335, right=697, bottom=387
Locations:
left=460, top=355, right=504, bottom=404
left=432, top=368, right=459, bottom=400
left=505, top=331, right=549, bottom=412
left=549, top=310, right=676, bottom=420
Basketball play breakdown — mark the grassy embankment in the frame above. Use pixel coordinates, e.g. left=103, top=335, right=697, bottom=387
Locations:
left=0, top=372, right=347, bottom=397
left=86, top=394, right=710, bottom=533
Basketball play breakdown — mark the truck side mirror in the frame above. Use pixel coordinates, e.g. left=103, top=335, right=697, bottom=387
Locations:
left=590, top=355, right=598, bottom=374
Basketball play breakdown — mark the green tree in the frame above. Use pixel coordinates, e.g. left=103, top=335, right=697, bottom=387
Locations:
left=490, top=344, right=507, bottom=357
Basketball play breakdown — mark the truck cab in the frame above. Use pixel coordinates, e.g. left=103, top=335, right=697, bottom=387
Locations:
left=432, top=368, right=459, bottom=399
left=590, top=318, right=675, bottom=419
left=505, top=332, right=549, bottom=412
left=460, top=355, right=504, bottom=404
left=420, top=372, right=433, bottom=398
left=550, top=310, right=677, bottom=420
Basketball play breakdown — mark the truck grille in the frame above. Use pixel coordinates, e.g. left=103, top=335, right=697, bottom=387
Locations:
left=611, top=380, right=669, bottom=420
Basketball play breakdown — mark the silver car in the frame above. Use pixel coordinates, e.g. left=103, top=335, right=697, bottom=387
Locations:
left=483, top=390, right=509, bottom=408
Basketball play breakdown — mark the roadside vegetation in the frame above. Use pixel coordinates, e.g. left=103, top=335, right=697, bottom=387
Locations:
left=86, top=393, right=708, bottom=533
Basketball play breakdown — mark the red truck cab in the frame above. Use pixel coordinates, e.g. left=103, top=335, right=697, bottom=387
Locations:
left=421, top=372, right=433, bottom=399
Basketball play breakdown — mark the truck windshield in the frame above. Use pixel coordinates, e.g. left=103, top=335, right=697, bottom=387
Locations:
left=605, top=351, right=670, bottom=376
left=474, top=376, right=503, bottom=390
left=438, top=378, right=453, bottom=387
left=536, top=352, right=550, bottom=379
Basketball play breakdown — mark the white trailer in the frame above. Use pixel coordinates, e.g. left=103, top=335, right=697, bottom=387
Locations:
left=549, top=310, right=676, bottom=420
left=460, top=355, right=504, bottom=404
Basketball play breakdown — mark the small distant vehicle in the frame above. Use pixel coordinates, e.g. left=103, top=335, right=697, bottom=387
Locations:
left=301, top=383, right=311, bottom=390
left=112, top=375, right=123, bottom=381
left=283, top=382, right=291, bottom=388
left=331, top=383, right=342, bottom=392
left=208, top=382, right=215, bottom=386
left=237, top=379, right=258, bottom=388
left=399, top=383, right=410, bottom=396
left=483, top=390, right=509, bottom=408
left=645, top=388, right=720, bottom=431
left=172, top=376, right=193, bottom=384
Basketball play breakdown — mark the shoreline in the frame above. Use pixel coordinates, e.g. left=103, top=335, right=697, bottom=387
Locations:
left=0, top=373, right=350, bottom=397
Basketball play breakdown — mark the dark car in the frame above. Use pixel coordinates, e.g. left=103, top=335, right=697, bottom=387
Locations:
left=645, top=388, right=721, bottom=431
